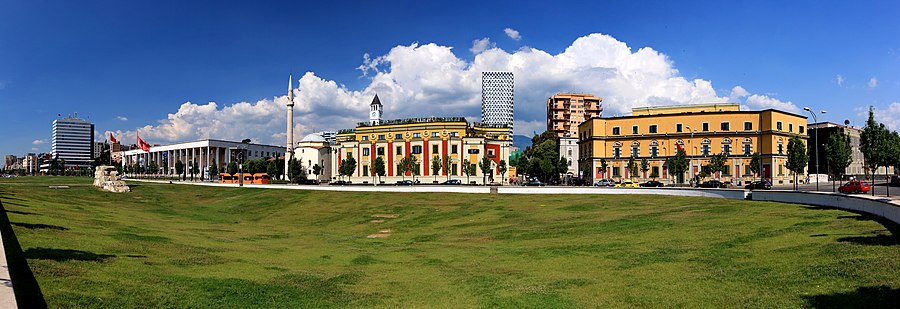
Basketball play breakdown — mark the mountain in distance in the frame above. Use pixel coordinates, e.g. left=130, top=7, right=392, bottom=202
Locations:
left=512, top=135, right=532, bottom=150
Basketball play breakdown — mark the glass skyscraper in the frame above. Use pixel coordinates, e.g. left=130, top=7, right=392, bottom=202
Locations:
left=51, top=116, right=95, bottom=168
left=481, top=71, right=514, bottom=129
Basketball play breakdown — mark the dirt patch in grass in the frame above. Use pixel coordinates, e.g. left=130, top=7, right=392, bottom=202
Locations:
left=370, top=219, right=385, bottom=223
left=367, top=234, right=390, bottom=238
left=371, top=214, right=399, bottom=218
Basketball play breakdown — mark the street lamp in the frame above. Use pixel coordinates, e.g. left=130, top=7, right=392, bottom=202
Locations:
left=803, top=107, right=827, bottom=191
left=238, top=140, right=249, bottom=187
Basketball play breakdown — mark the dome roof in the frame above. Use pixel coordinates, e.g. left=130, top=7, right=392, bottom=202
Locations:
left=300, top=133, right=327, bottom=143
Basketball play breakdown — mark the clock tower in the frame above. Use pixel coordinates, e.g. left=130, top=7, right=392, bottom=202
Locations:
left=369, top=94, right=383, bottom=125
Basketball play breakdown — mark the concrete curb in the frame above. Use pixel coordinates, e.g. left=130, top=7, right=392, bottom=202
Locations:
left=752, top=190, right=900, bottom=225
left=126, top=179, right=746, bottom=199
left=0, top=225, right=16, bottom=309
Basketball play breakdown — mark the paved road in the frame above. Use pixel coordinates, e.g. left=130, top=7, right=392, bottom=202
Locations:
left=773, top=181, right=900, bottom=199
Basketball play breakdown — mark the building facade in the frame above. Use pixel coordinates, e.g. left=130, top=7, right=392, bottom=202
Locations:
left=51, top=116, right=95, bottom=169
left=336, top=117, right=513, bottom=184
left=808, top=122, right=893, bottom=179
left=294, top=133, right=338, bottom=182
left=560, top=137, right=579, bottom=176
left=578, top=103, right=808, bottom=185
left=121, top=139, right=284, bottom=178
left=481, top=71, right=514, bottom=129
left=3, top=155, right=15, bottom=170
left=547, top=93, right=603, bottom=138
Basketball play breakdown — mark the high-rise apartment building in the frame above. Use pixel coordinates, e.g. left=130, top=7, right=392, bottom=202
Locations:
left=547, top=93, right=603, bottom=138
left=3, top=155, right=15, bottom=170
left=481, top=71, right=514, bottom=129
left=51, top=116, right=95, bottom=169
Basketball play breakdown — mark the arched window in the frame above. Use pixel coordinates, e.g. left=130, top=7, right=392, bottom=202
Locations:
left=742, top=138, right=753, bottom=156
left=701, top=138, right=711, bottom=156
left=649, top=140, right=659, bottom=158
left=613, top=141, right=622, bottom=159
left=721, top=138, right=733, bottom=156
left=631, top=141, right=640, bottom=158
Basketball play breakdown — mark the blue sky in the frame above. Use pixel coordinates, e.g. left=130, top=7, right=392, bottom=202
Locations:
left=1, top=0, right=899, bottom=161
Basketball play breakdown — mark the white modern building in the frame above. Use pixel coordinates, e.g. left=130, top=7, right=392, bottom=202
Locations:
left=481, top=71, right=515, bottom=129
left=121, top=139, right=284, bottom=178
left=560, top=137, right=579, bottom=176
left=51, top=116, right=95, bottom=169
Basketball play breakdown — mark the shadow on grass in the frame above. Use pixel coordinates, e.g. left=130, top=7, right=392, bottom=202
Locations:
left=23, top=248, right=115, bottom=262
left=10, top=223, right=67, bottom=231
left=812, top=207, right=900, bottom=246
left=5, top=210, right=38, bottom=216
left=0, top=201, right=47, bottom=307
left=805, top=285, right=900, bottom=308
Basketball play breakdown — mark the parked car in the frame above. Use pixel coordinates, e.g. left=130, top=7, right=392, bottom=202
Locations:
left=396, top=180, right=414, bottom=186
left=616, top=180, right=639, bottom=188
left=838, top=180, right=870, bottom=194
left=441, top=179, right=462, bottom=185
left=525, top=180, right=545, bottom=186
left=640, top=180, right=665, bottom=187
left=594, top=179, right=615, bottom=187
left=697, top=180, right=727, bottom=188
left=891, top=175, right=900, bottom=187
left=744, top=181, right=772, bottom=190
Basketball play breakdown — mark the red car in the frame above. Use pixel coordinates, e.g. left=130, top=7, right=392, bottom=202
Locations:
left=838, top=180, right=870, bottom=194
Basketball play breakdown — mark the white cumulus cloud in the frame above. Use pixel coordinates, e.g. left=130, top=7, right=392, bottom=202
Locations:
left=836, top=74, right=844, bottom=87
left=504, top=28, right=521, bottom=41
left=116, top=116, right=128, bottom=121
left=32, top=139, right=46, bottom=145
left=868, top=77, right=878, bottom=88
left=470, top=38, right=495, bottom=54
left=111, top=33, right=802, bottom=146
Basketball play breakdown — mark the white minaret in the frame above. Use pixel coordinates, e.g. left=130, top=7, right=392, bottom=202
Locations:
left=285, top=73, right=295, bottom=180
left=369, top=94, right=383, bottom=125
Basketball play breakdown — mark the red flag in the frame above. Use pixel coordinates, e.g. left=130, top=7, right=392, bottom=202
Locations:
left=137, top=135, right=151, bottom=152
left=109, top=133, right=117, bottom=144
left=676, top=142, right=684, bottom=151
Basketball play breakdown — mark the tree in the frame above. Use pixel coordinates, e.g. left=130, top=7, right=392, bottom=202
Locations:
left=148, top=160, right=159, bottom=177
left=860, top=106, right=892, bottom=195
left=312, top=163, right=323, bottom=182
left=463, top=159, right=473, bottom=184
left=267, top=160, right=279, bottom=180
left=708, top=153, right=728, bottom=179
left=288, top=158, right=305, bottom=184
left=373, top=157, right=385, bottom=184
left=226, top=161, right=238, bottom=175
left=190, top=161, right=199, bottom=182
left=396, top=157, right=409, bottom=181
left=479, top=157, right=493, bottom=184
left=640, top=158, right=649, bottom=180
left=409, top=155, right=420, bottom=181
left=442, top=155, right=451, bottom=180
left=626, top=157, right=637, bottom=181
left=749, top=152, right=762, bottom=181
left=431, top=155, right=441, bottom=182
left=599, top=158, right=608, bottom=179
left=824, top=131, right=852, bottom=192
left=786, top=136, right=809, bottom=190
left=344, top=156, right=357, bottom=182
left=209, top=160, right=219, bottom=181
left=175, top=160, right=185, bottom=181
left=668, top=149, right=689, bottom=184
left=498, top=160, right=507, bottom=185
left=557, top=157, right=569, bottom=179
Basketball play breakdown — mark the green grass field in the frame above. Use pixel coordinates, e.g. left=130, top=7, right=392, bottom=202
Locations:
left=1, top=177, right=898, bottom=308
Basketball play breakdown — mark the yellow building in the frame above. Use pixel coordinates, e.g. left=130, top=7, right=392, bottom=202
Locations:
left=336, top=117, right=513, bottom=184
left=547, top=93, right=603, bottom=138
left=577, top=103, right=808, bottom=185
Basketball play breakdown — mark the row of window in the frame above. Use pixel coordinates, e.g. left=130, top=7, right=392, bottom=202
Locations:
left=610, top=144, right=757, bottom=158
left=355, top=146, right=496, bottom=159
left=361, top=132, right=460, bottom=141
left=610, top=122, right=804, bottom=135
